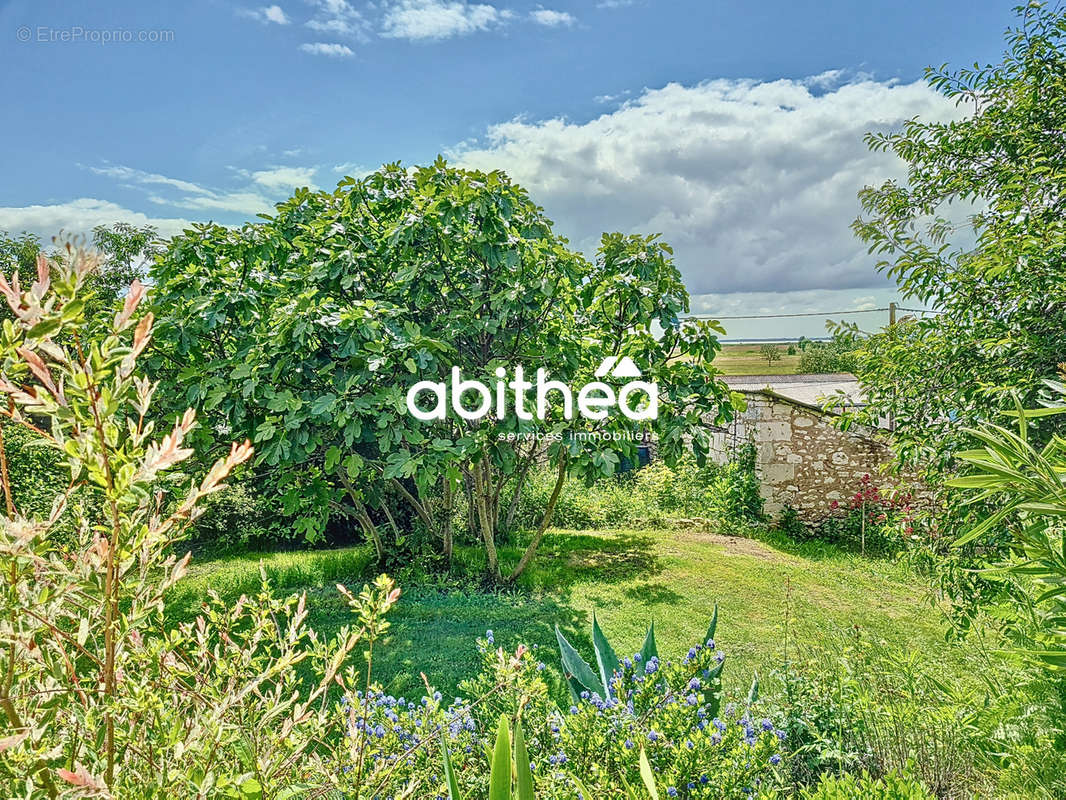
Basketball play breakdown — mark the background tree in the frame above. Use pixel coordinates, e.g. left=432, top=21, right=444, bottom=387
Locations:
left=850, top=2, right=1066, bottom=474
left=760, top=343, right=782, bottom=369
left=846, top=2, right=1066, bottom=628
left=149, top=160, right=738, bottom=580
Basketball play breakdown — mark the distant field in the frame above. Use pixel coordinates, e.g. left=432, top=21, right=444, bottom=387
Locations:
left=716, top=342, right=801, bottom=375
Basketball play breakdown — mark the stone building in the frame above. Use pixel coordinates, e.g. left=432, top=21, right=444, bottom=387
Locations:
left=708, top=373, right=904, bottom=520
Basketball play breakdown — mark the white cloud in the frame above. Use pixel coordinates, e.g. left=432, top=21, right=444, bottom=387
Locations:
left=305, top=0, right=370, bottom=39
left=85, top=165, right=212, bottom=196
left=239, top=4, right=291, bottom=24
left=80, top=164, right=281, bottom=217
left=453, top=76, right=965, bottom=295
left=0, top=198, right=192, bottom=242
left=530, top=8, right=575, bottom=27
left=250, top=166, right=319, bottom=190
left=596, top=0, right=635, bottom=8
left=381, top=0, right=511, bottom=41
left=299, top=41, right=355, bottom=57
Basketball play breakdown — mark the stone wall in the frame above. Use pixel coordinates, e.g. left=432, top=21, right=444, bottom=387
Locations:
left=707, top=391, right=901, bottom=520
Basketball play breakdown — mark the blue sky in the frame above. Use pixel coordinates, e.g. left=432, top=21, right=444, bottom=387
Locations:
left=0, top=0, right=1013, bottom=337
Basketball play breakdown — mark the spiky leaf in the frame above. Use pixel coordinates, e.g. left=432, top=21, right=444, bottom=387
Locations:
left=639, top=748, right=660, bottom=800
left=441, top=738, right=463, bottom=800
left=556, top=624, right=600, bottom=701
left=592, top=612, right=620, bottom=698
left=489, top=715, right=512, bottom=800
left=638, top=622, right=658, bottom=665
left=513, top=722, right=535, bottom=800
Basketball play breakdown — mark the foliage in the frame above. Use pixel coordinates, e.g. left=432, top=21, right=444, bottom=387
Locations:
left=946, top=382, right=1066, bottom=669
left=760, top=344, right=782, bottom=369
left=0, top=418, right=92, bottom=543
left=847, top=2, right=1066, bottom=476
left=149, top=160, right=739, bottom=580
left=797, top=334, right=858, bottom=374
left=778, top=632, right=983, bottom=798
left=188, top=473, right=290, bottom=552
left=441, top=715, right=538, bottom=800
left=513, top=447, right=763, bottom=532
left=553, top=606, right=748, bottom=722
left=0, top=225, right=160, bottom=332
left=790, top=474, right=916, bottom=555
left=0, top=244, right=404, bottom=798
left=798, top=769, right=935, bottom=800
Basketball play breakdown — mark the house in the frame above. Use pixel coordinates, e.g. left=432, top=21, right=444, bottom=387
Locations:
left=708, top=373, right=907, bottom=520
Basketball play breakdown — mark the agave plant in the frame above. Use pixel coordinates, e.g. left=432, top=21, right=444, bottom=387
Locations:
left=442, top=715, right=536, bottom=800
left=555, top=606, right=733, bottom=716
left=442, top=715, right=663, bottom=800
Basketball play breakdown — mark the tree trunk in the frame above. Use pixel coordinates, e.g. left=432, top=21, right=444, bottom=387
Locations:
left=502, top=456, right=535, bottom=533
left=442, top=477, right=454, bottom=562
left=390, top=478, right=437, bottom=537
left=338, top=472, right=384, bottom=562
left=507, top=453, right=567, bottom=582
left=472, top=461, right=501, bottom=581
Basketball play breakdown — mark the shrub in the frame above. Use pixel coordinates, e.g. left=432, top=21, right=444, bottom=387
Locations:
left=0, top=246, right=398, bottom=797
left=514, top=446, right=763, bottom=533
left=799, top=769, right=935, bottom=800
left=798, top=336, right=858, bottom=374
left=188, top=472, right=287, bottom=551
left=786, top=475, right=914, bottom=555
left=778, top=632, right=983, bottom=797
left=315, top=613, right=788, bottom=799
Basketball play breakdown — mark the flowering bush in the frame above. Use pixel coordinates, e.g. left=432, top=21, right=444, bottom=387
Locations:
left=807, top=475, right=916, bottom=555
left=330, top=628, right=785, bottom=799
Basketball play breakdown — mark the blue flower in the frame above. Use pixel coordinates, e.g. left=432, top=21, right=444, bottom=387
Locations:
left=648, top=730, right=659, bottom=742
left=486, top=630, right=494, bottom=644
left=624, top=739, right=634, bottom=750
left=666, top=788, right=677, bottom=797
left=770, top=755, right=782, bottom=765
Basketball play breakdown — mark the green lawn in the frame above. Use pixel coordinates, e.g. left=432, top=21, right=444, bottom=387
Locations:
left=716, top=343, right=801, bottom=375
left=167, top=527, right=982, bottom=702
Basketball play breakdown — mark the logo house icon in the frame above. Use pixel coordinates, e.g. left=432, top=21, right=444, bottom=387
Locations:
left=594, top=356, right=643, bottom=380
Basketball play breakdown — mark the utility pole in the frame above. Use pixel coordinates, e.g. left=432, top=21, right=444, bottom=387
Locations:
left=887, top=302, right=897, bottom=432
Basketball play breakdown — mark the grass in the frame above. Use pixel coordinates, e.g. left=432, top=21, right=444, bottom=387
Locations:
left=716, top=343, right=801, bottom=375
left=167, top=526, right=983, bottom=703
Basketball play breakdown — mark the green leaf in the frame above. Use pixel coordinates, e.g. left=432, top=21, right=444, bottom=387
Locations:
left=638, top=622, right=658, bottom=665
left=489, top=715, right=512, bottom=800
left=26, top=317, right=61, bottom=339
left=311, top=393, right=337, bottom=416
left=555, top=624, right=600, bottom=701
left=706, top=603, right=718, bottom=643
left=638, top=748, right=660, bottom=800
left=513, top=721, right=535, bottom=800
left=440, top=738, right=464, bottom=800
left=747, top=671, right=760, bottom=705
left=591, top=612, right=620, bottom=699
left=324, top=446, right=342, bottom=472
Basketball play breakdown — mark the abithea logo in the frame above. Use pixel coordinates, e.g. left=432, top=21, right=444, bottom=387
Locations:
left=405, top=357, right=658, bottom=422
